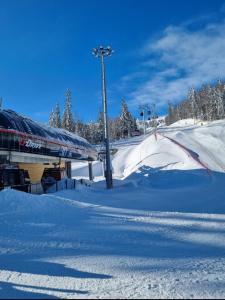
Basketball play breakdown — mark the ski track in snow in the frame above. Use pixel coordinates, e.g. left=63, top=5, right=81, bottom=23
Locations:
left=0, top=119, right=225, bottom=299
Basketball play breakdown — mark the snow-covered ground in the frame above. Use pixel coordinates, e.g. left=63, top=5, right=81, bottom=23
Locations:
left=1, top=119, right=225, bottom=299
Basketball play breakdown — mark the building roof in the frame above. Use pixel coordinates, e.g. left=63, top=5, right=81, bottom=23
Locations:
left=0, top=109, right=97, bottom=161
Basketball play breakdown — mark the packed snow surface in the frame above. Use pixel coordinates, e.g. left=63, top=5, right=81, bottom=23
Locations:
left=1, top=119, right=225, bottom=299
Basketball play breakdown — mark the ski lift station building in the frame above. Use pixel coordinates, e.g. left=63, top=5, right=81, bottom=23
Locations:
left=0, top=109, right=98, bottom=191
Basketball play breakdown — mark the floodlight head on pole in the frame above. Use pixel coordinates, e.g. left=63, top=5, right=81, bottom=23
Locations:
left=92, top=46, right=114, bottom=58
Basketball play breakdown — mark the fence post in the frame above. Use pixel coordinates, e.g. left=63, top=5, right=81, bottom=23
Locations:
left=74, top=179, right=76, bottom=189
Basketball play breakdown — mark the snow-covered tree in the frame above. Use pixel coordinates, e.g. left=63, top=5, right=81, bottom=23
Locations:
left=205, top=85, right=216, bottom=121
left=165, top=80, right=225, bottom=125
left=74, top=118, right=84, bottom=136
left=188, top=87, right=199, bottom=120
left=108, top=117, right=121, bottom=141
left=54, top=102, right=61, bottom=128
left=81, top=122, right=96, bottom=144
left=120, top=99, right=135, bottom=137
left=49, top=103, right=61, bottom=128
left=165, top=102, right=176, bottom=125
left=215, top=80, right=225, bottom=119
left=49, top=109, right=55, bottom=127
left=62, top=89, right=74, bottom=132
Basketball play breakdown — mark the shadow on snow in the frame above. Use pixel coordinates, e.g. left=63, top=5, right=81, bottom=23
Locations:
left=0, top=167, right=225, bottom=297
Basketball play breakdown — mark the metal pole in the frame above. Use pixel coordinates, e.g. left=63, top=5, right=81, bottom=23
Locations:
left=143, top=111, right=146, bottom=135
left=88, top=161, right=93, bottom=181
left=66, top=161, right=72, bottom=179
left=100, top=55, right=113, bottom=189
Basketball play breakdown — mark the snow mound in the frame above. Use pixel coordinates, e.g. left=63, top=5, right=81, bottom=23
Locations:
left=0, top=189, right=86, bottom=223
left=165, top=120, right=225, bottom=172
left=0, top=189, right=42, bottom=214
left=126, top=166, right=211, bottom=189
left=169, top=118, right=197, bottom=127
left=112, top=133, right=200, bottom=179
left=72, top=119, right=225, bottom=181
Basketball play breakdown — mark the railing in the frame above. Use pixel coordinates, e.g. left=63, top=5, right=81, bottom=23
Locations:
left=43, top=178, right=92, bottom=194
left=45, top=178, right=77, bottom=193
left=1, top=178, right=92, bottom=195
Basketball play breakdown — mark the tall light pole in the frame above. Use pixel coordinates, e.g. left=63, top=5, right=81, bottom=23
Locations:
left=92, top=46, right=113, bottom=189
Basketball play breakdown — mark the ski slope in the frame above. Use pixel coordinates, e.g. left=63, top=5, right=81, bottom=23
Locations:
left=0, top=119, right=225, bottom=299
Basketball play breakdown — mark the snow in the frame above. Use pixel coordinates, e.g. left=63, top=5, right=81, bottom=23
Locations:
left=1, top=119, right=225, bottom=298
left=162, top=120, right=225, bottom=172
left=73, top=119, right=225, bottom=180
left=169, top=118, right=198, bottom=127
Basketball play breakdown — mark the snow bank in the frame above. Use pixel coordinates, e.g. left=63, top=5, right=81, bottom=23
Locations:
left=0, top=189, right=42, bottom=214
left=0, top=188, right=87, bottom=224
left=169, top=118, right=197, bottom=127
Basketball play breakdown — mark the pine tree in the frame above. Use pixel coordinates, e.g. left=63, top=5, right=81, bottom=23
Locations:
left=55, top=102, right=61, bottom=128
left=215, top=80, right=225, bottom=119
left=62, top=89, right=74, bottom=132
left=165, top=102, right=176, bottom=125
left=82, top=122, right=95, bottom=144
left=74, top=119, right=84, bottom=136
left=188, top=87, right=199, bottom=121
left=120, top=98, right=135, bottom=137
left=49, top=103, right=61, bottom=128
left=205, top=84, right=215, bottom=121
left=49, top=109, right=55, bottom=127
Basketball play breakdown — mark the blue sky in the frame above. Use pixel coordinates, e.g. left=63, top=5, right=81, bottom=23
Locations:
left=0, top=0, right=225, bottom=123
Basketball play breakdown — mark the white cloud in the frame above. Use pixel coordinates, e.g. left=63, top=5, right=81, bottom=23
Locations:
left=127, top=19, right=225, bottom=109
